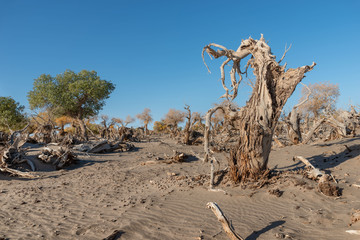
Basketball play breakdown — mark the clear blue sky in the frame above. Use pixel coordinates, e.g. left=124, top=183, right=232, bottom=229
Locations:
left=1, top=0, right=359, bottom=127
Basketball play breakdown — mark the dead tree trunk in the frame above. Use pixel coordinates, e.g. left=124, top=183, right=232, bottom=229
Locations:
left=286, top=83, right=311, bottom=144
left=203, top=35, right=315, bottom=182
left=183, top=105, right=192, bottom=145
left=77, top=118, right=88, bottom=141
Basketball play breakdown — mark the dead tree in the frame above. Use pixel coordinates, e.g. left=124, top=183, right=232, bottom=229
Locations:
left=182, top=105, right=203, bottom=145
left=183, top=105, right=192, bottom=145
left=203, top=35, right=315, bottom=182
left=285, top=83, right=311, bottom=144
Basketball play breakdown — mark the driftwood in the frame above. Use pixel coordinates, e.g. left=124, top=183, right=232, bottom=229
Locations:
left=0, top=126, right=38, bottom=178
left=141, top=150, right=188, bottom=165
left=346, top=230, right=360, bottom=235
left=294, top=156, right=340, bottom=196
left=206, top=202, right=244, bottom=240
left=38, top=147, right=77, bottom=169
left=73, top=140, right=134, bottom=153
left=293, top=156, right=324, bottom=179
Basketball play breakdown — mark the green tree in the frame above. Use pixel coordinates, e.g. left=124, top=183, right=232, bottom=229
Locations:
left=0, top=96, right=27, bottom=132
left=28, top=70, right=115, bottom=140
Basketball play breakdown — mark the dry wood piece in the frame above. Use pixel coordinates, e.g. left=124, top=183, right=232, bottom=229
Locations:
left=351, top=210, right=360, bottom=224
left=0, top=166, right=38, bottom=178
left=346, top=230, right=360, bottom=235
left=38, top=147, right=77, bottom=169
left=73, top=140, right=134, bottom=153
left=293, top=156, right=324, bottom=179
left=273, top=136, right=285, bottom=148
left=318, top=175, right=340, bottom=197
left=0, top=126, right=38, bottom=178
left=286, top=83, right=311, bottom=145
left=140, top=150, right=189, bottom=165
left=294, top=156, right=340, bottom=197
left=206, top=202, right=244, bottom=240
left=171, top=150, right=187, bottom=163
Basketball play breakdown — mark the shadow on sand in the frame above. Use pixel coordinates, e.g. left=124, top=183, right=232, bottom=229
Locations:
left=245, top=220, right=285, bottom=240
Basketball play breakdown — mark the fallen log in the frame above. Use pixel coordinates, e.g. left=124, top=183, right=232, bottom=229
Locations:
left=206, top=202, right=244, bottom=240
left=0, top=166, right=38, bottom=178
left=346, top=230, right=360, bottom=235
left=294, top=156, right=340, bottom=197
left=38, top=147, right=77, bottom=169
left=293, top=156, right=324, bottom=179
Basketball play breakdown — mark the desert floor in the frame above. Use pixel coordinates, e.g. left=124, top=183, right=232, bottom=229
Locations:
left=1, top=135, right=360, bottom=240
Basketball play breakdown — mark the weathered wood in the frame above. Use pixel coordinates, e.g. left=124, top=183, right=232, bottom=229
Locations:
left=301, top=118, right=326, bottom=144
left=293, top=155, right=324, bottom=179
left=286, top=83, right=311, bottom=144
left=203, top=35, right=315, bottom=182
left=0, top=166, right=38, bottom=178
left=206, top=202, right=244, bottom=240
left=87, top=140, right=111, bottom=153
left=346, top=230, right=360, bottom=235
left=38, top=146, right=77, bottom=169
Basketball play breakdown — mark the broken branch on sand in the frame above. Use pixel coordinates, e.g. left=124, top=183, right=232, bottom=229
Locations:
left=293, top=156, right=340, bottom=197
left=293, top=155, right=324, bottom=179
left=206, top=202, right=244, bottom=240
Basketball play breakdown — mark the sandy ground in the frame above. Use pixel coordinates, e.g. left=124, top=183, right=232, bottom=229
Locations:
left=1, top=135, right=360, bottom=240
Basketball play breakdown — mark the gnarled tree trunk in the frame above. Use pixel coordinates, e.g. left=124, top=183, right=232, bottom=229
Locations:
left=77, top=118, right=88, bottom=141
left=203, top=35, right=315, bottom=182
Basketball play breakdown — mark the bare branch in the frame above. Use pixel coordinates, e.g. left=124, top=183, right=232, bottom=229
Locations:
left=207, top=202, right=244, bottom=240
left=278, top=43, right=292, bottom=64
left=294, top=82, right=311, bottom=109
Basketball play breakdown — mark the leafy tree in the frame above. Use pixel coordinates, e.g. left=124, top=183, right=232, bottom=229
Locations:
left=27, top=70, right=115, bottom=140
left=153, top=121, right=168, bottom=133
left=298, top=82, right=339, bottom=118
left=136, top=108, right=153, bottom=135
left=54, top=116, right=74, bottom=135
left=0, top=96, right=27, bottom=132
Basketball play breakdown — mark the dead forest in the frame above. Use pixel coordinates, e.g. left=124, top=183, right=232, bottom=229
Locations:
left=1, top=35, right=360, bottom=239
left=1, top=35, right=360, bottom=197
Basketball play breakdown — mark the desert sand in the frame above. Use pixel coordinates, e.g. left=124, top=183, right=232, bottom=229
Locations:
left=1, top=135, right=360, bottom=240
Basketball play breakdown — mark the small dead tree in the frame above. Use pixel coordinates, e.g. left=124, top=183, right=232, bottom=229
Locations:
left=100, top=115, right=116, bottom=140
left=183, top=105, right=192, bottom=145
left=285, top=83, right=311, bottom=144
left=183, top=105, right=202, bottom=145
left=202, top=35, right=315, bottom=182
left=163, top=109, right=185, bottom=137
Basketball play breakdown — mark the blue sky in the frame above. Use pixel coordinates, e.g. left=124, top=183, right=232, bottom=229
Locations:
left=0, top=0, right=359, bottom=127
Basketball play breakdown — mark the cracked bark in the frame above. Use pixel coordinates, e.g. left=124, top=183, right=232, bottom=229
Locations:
left=203, top=35, right=315, bottom=182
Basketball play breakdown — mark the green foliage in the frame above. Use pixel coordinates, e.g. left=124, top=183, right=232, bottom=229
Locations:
left=153, top=121, right=168, bottom=133
left=28, top=70, right=115, bottom=120
left=0, top=96, right=27, bottom=132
